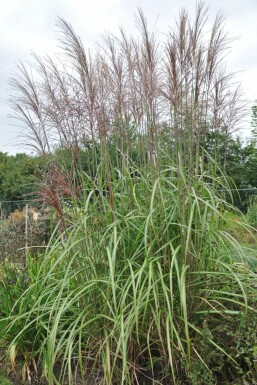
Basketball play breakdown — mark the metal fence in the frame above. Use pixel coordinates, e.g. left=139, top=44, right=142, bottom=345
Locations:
left=0, top=200, right=52, bottom=263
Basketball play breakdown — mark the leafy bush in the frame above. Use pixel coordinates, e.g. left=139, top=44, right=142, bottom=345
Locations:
left=189, top=272, right=257, bottom=385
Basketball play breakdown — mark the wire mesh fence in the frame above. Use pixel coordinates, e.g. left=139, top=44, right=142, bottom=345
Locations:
left=0, top=200, right=53, bottom=263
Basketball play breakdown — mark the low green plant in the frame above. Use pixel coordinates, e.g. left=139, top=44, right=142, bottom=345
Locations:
left=0, top=254, right=45, bottom=381
left=0, top=373, right=14, bottom=385
left=188, top=275, right=257, bottom=385
left=0, top=259, right=28, bottom=319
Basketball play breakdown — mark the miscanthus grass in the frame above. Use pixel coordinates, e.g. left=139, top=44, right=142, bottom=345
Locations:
left=1, top=152, right=256, bottom=385
left=2, top=3, right=256, bottom=384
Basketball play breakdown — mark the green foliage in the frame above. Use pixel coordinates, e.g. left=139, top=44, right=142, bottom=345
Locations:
left=0, top=152, right=46, bottom=213
left=247, top=196, right=257, bottom=228
left=1, top=129, right=257, bottom=216
left=0, top=259, right=29, bottom=320
left=202, top=132, right=257, bottom=212
left=189, top=274, right=257, bottom=385
left=227, top=139, right=257, bottom=212
left=0, top=155, right=256, bottom=385
left=0, top=373, right=14, bottom=385
left=1, top=5, right=257, bottom=384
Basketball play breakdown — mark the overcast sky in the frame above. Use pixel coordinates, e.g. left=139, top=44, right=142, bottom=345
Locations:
left=1, top=0, right=257, bottom=154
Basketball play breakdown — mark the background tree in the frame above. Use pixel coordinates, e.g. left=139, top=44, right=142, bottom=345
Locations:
left=0, top=152, right=46, bottom=214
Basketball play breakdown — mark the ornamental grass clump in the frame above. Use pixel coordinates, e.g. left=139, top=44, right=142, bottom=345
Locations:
left=1, top=154, right=257, bottom=384
left=1, top=2, right=256, bottom=384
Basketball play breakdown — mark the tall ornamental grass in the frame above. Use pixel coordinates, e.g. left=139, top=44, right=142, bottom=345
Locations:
left=1, top=2, right=256, bottom=384
left=1, top=153, right=256, bottom=384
